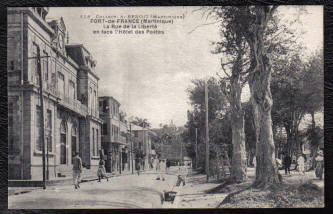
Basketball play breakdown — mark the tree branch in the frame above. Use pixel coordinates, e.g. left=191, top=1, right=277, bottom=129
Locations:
left=220, top=58, right=233, bottom=78
left=188, top=20, right=221, bottom=35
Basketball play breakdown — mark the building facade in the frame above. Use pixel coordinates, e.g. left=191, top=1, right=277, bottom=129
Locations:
left=8, top=7, right=102, bottom=180
left=131, top=125, right=153, bottom=170
left=99, top=96, right=130, bottom=173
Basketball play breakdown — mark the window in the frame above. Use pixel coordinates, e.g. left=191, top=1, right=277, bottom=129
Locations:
left=69, top=80, right=75, bottom=99
left=94, top=90, right=97, bottom=114
left=60, top=121, right=67, bottom=164
left=102, top=123, right=108, bottom=135
left=35, top=106, right=42, bottom=151
left=58, top=72, right=65, bottom=95
left=96, top=129, right=99, bottom=155
left=32, top=43, right=40, bottom=85
left=103, top=100, right=108, bottom=113
left=134, top=131, right=138, bottom=138
left=10, top=60, right=14, bottom=70
left=71, top=125, right=77, bottom=163
left=92, top=128, right=96, bottom=156
left=43, top=51, right=48, bottom=81
left=89, top=87, right=92, bottom=114
left=46, top=110, right=52, bottom=152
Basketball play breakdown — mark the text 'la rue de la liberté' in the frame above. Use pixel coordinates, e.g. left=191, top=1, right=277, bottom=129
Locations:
left=83, top=14, right=184, bottom=35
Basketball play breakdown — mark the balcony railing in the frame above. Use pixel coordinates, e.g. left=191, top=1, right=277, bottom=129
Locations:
left=112, top=135, right=127, bottom=145
left=45, top=85, right=59, bottom=97
left=58, top=92, right=88, bottom=116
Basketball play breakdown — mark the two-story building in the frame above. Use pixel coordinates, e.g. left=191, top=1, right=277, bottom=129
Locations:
left=131, top=124, right=154, bottom=170
left=8, top=7, right=102, bottom=180
left=99, top=96, right=129, bottom=173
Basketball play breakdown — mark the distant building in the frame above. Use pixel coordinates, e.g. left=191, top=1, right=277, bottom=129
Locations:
left=8, top=7, right=102, bottom=180
left=99, top=96, right=129, bottom=173
left=131, top=124, right=154, bottom=170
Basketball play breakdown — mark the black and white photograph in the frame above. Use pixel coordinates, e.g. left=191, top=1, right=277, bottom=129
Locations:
left=7, top=6, right=324, bottom=209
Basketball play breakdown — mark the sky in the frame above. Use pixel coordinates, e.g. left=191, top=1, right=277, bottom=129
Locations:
left=48, top=6, right=323, bottom=128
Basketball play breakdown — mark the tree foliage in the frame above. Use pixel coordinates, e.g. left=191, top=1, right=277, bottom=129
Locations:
left=131, top=117, right=151, bottom=128
left=183, top=77, right=231, bottom=172
left=271, top=50, right=323, bottom=155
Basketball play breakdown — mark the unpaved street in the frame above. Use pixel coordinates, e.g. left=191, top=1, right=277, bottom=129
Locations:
left=9, top=172, right=178, bottom=209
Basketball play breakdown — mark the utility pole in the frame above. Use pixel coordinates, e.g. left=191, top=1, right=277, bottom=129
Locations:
left=195, top=127, right=198, bottom=169
left=130, top=123, right=134, bottom=174
left=37, top=46, right=46, bottom=189
left=180, top=135, right=183, bottom=164
left=205, top=80, right=209, bottom=182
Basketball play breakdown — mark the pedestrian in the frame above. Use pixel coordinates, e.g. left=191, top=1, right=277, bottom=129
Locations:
left=283, top=154, right=292, bottom=175
left=154, top=157, right=160, bottom=172
left=97, top=158, right=109, bottom=182
left=297, top=154, right=305, bottom=175
left=155, top=158, right=161, bottom=180
left=72, top=152, right=82, bottom=189
left=166, top=159, right=171, bottom=173
left=159, top=159, right=166, bottom=181
left=176, top=174, right=186, bottom=186
left=136, top=158, right=141, bottom=176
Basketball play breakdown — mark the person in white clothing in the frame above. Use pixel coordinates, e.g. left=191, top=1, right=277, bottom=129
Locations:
left=159, top=159, right=166, bottom=181
left=297, top=154, right=305, bottom=175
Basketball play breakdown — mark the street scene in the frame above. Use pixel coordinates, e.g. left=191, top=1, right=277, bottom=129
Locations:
left=8, top=6, right=323, bottom=209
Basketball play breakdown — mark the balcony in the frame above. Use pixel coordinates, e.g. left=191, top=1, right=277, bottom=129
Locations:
left=58, top=92, right=88, bottom=116
left=88, top=107, right=99, bottom=118
left=111, top=135, right=127, bottom=145
left=45, top=85, right=59, bottom=97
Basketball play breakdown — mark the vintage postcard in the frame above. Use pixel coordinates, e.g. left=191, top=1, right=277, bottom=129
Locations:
left=7, top=6, right=323, bottom=209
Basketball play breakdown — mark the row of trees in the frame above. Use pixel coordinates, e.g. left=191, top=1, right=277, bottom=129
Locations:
left=183, top=6, right=323, bottom=188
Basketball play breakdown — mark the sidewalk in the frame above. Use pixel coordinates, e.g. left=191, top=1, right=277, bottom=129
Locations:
left=8, top=169, right=147, bottom=196
left=163, top=171, right=228, bottom=208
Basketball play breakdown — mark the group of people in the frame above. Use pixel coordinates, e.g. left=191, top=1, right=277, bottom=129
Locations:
left=72, top=152, right=109, bottom=189
left=252, top=150, right=324, bottom=179
left=283, top=150, right=324, bottom=179
left=153, top=157, right=167, bottom=181
left=283, top=153, right=308, bottom=175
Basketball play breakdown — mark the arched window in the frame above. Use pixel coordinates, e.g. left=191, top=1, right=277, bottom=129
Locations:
left=60, top=121, right=67, bottom=164
left=71, top=124, right=78, bottom=163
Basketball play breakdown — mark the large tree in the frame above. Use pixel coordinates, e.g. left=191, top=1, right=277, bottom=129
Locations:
left=210, top=7, right=250, bottom=182
left=183, top=77, right=231, bottom=172
left=244, top=6, right=282, bottom=187
left=271, top=50, right=323, bottom=160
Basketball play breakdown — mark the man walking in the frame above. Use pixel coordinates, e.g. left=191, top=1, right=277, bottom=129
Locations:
left=283, top=154, right=292, bottom=175
left=72, top=152, right=82, bottom=189
left=166, top=159, right=171, bottom=173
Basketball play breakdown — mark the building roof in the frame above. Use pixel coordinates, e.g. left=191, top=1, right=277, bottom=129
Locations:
left=98, top=96, right=120, bottom=106
left=130, top=123, right=148, bottom=131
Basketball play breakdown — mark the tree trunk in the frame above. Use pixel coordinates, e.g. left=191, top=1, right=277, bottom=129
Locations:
left=230, top=72, right=247, bottom=182
left=311, top=111, right=316, bottom=130
left=311, top=111, right=317, bottom=169
left=248, top=7, right=281, bottom=188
